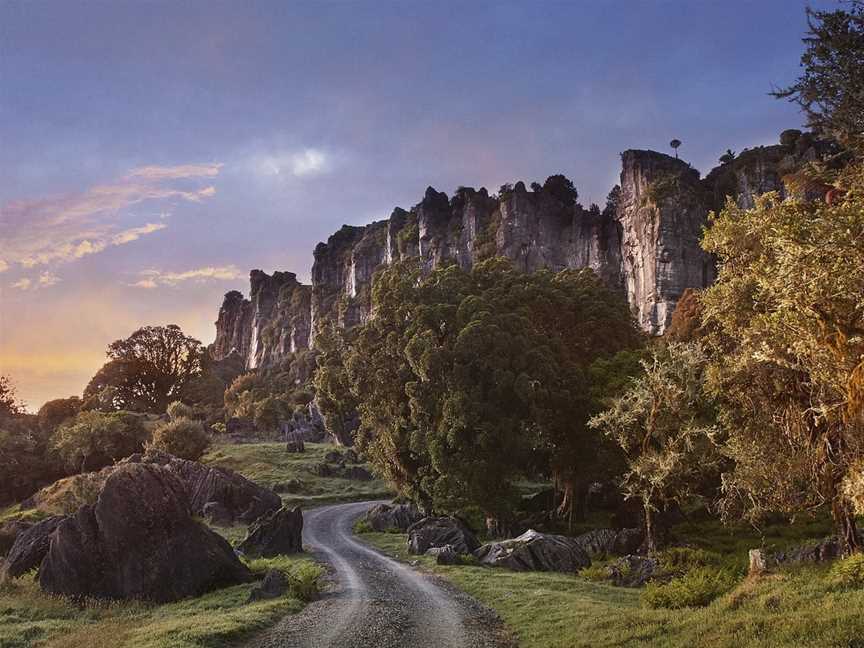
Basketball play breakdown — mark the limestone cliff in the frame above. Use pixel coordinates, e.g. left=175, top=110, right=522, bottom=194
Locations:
left=211, top=137, right=825, bottom=368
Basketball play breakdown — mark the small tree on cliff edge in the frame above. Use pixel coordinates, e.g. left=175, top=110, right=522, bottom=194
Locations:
left=670, top=139, right=682, bottom=158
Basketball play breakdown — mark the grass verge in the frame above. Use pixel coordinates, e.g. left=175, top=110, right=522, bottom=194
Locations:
left=360, top=532, right=864, bottom=648
left=0, top=556, right=318, bottom=648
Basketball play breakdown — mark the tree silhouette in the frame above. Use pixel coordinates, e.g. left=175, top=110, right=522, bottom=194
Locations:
left=670, top=139, right=682, bottom=159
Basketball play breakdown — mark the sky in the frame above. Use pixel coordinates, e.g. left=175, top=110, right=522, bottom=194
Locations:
left=0, top=0, right=836, bottom=410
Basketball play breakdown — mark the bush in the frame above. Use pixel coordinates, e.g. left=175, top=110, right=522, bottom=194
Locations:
left=642, top=567, right=738, bottom=609
left=658, top=547, right=723, bottom=575
left=353, top=518, right=373, bottom=534
left=829, top=553, right=864, bottom=589
left=166, top=400, right=195, bottom=421
left=286, top=561, right=323, bottom=602
left=578, top=564, right=611, bottom=582
left=52, top=410, right=149, bottom=473
left=149, top=417, right=210, bottom=460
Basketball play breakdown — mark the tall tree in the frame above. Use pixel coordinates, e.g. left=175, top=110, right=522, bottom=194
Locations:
left=772, top=2, right=864, bottom=153
left=590, top=343, right=722, bottom=553
left=84, top=325, right=204, bottom=413
left=701, top=165, right=864, bottom=554
left=0, top=375, right=23, bottom=416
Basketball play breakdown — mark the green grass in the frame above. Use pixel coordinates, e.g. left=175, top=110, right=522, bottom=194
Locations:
left=360, top=531, right=864, bottom=648
left=201, top=442, right=394, bottom=507
left=0, top=556, right=315, bottom=648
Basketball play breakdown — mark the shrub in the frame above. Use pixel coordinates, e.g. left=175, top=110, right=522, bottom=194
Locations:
left=829, top=553, right=864, bottom=589
left=578, top=564, right=610, bottom=582
left=148, top=417, right=210, bottom=460
left=286, top=561, right=323, bottom=602
left=166, top=400, right=195, bottom=421
left=353, top=518, right=373, bottom=534
left=642, top=567, right=738, bottom=609
left=658, top=547, right=723, bottom=575
left=52, top=410, right=149, bottom=473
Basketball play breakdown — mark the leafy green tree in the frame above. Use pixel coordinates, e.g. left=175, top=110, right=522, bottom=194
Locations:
left=52, top=410, right=149, bottom=473
left=701, top=166, right=864, bottom=554
left=772, top=2, right=864, bottom=152
left=148, top=417, right=210, bottom=461
left=330, top=258, right=640, bottom=523
left=0, top=375, right=23, bottom=417
left=84, top=325, right=204, bottom=413
left=313, top=322, right=361, bottom=446
left=541, top=174, right=579, bottom=206
left=590, top=343, right=722, bottom=553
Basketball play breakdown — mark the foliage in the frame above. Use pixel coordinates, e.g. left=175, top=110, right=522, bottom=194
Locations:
left=0, top=375, right=23, bottom=416
left=701, top=166, right=864, bottom=553
left=657, top=547, right=724, bottom=575
left=353, top=518, right=374, bottom=534
left=578, top=563, right=611, bottom=582
left=52, top=410, right=149, bottom=472
left=590, top=343, right=723, bottom=551
left=829, top=552, right=864, bottom=588
left=83, top=325, right=204, bottom=414
left=36, top=397, right=81, bottom=434
left=148, top=417, right=210, bottom=461
left=772, top=2, right=864, bottom=152
left=642, top=567, right=738, bottom=609
left=0, top=413, right=65, bottom=506
left=325, top=258, right=640, bottom=520
left=166, top=400, right=195, bottom=421
left=541, top=174, right=579, bottom=206
left=312, top=322, right=360, bottom=445
left=664, top=288, right=705, bottom=342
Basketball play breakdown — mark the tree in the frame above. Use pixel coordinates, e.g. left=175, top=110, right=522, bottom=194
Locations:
left=701, top=164, right=864, bottom=554
left=772, top=2, right=864, bottom=152
left=542, top=174, right=579, bottom=206
left=52, top=410, right=149, bottom=473
left=148, top=417, right=210, bottom=461
left=326, top=258, right=641, bottom=524
left=0, top=375, right=23, bottom=416
left=590, top=343, right=722, bottom=553
left=670, top=139, right=682, bottom=158
left=84, top=325, right=204, bottom=413
left=719, top=149, right=736, bottom=165
left=312, top=322, right=361, bottom=446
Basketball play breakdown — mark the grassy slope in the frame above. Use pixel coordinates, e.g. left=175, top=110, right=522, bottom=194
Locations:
left=0, top=556, right=312, bottom=648
left=201, top=442, right=394, bottom=508
left=361, top=531, right=864, bottom=648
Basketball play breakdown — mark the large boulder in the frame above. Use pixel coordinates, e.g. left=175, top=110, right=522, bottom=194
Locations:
left=407, top=517, right=480, bottom=555
left=365, top=503, right=423, bottom=532
left=38, top=463, right=251, bottom=602
left=1, top=516, right=65, bottom=579
left=238, top=506, right=304, bottom=557
left=0, top=518, right=33, bottom=557
left=474, top=529, right=591, bottom=573
left=145, top=451, right=281, bottom=524
left=343, top=466, right=373, bottom=481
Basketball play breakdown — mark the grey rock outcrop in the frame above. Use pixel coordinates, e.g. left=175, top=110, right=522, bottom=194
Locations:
left=212, top=136, right=836, bottom=366
left=407, top=516, right=480, bottom=556
left=248, top=569, right=288, bottom=601
left=38, top=463, right=251, bottom=602
left=1, top=516, right=66, bottom=580
left=238, top=506, right=304, bottom=557
left=364, top=502, right=423, bottom=532
left=474, top=529, right=591, bottom=573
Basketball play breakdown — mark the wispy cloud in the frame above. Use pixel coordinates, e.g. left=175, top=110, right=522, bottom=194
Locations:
left=0, top=163, right=221, bottom=273
left=0, top=260, right=8, bottom=273
left=255, top=148, right=332, bottom=178
left=10, top=271, right=62, bottom=291
left=131, top=264, right=244, bottom=289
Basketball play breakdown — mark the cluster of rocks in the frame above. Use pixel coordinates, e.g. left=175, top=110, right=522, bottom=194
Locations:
left=399, top=512, right=643, bottom=574
left=1, top=452, right=305, bottom=604
left=748, top=536, right=845, bottom=574
left=313, top=449, right=373, bottom=481
left=364, top=502, right=424, bottom=533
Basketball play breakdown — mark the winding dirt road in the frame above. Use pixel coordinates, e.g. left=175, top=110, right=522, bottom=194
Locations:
left=248, top=500, right=512, bottom=648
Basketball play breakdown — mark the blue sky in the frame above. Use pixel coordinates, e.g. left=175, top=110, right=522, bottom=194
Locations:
left=0, top=0, right=833, bottom=408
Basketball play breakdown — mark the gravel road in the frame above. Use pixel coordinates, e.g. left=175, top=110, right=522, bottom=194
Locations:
left=247, top=500, right=514, bottom=648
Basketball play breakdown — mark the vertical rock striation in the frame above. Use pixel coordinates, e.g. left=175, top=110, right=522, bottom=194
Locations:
left=211, top=138, right=823, bottom=368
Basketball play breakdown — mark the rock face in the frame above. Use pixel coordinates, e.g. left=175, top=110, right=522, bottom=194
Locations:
left=407, top=516, right=480, bottom=555
left=364, top=502, right=423, bottom=532
left=1, top=516, right=65, bottom=579
left=144, top=451, right=282, bottom=524
left=572, top=527, right=643, bottom=557
left=474, top=529, right=591, bottom=573
left=38, top=463, right=251, bottom=602
left=211, top=138, right=834, bottom=366
left=238, top=506, right=303, bottom=558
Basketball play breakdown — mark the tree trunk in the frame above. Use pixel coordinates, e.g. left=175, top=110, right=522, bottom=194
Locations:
left=642, top=502, right=659, bottom=555
left=832, top=497, right=861, bottom=556
left=572, top=481, right=589, bottom=524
